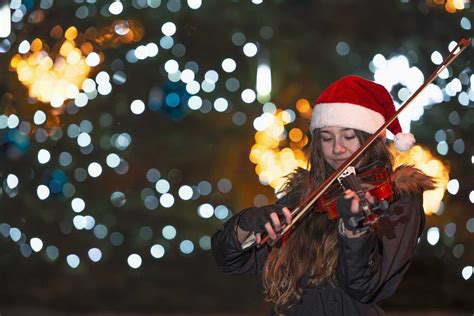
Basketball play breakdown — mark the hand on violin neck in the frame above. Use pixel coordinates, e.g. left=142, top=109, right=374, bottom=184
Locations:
left=337, top=190, right=375, bottom=232
left=343, top=189, right=376, bottom=213
left=237, top=204, right=292, bottom=245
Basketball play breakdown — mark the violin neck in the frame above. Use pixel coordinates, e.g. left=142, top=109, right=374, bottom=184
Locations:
left=340, top=174, right=371, bottom=212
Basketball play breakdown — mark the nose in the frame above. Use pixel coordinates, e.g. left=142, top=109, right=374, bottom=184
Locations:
left=333, top=140, right=346, bottom=154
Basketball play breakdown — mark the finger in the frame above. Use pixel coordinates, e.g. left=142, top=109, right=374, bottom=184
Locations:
left=264, top=222, right=277, bottom=240
left=282, top=207, right=292, bottom=225
left=256, top=233, right=261, bottom=244
left=344, top=189, right=356, bottom=199
left=270, top=212, right=281, bottom=232
left=351, top=197, right=360, bottom=214
left=365, top=192, right=376, bottom=205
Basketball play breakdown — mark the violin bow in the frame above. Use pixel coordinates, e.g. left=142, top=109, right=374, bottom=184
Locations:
left=242, top=38, right=471, bottom=250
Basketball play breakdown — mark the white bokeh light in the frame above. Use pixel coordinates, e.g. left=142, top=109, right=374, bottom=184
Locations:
left=6, top=174, right=19, bottom=189
left=82, top=79, right=96, bottom=93
left=37, top=149, right=51, bottom=164
left=86, top=52, right=100, bottom=67
left=469, top=191, right=474, bottom=203
left=106, top=153, right=121, bottom=168
left=88, top=162, right=103, bottom=178
left=427, top=227, right=440, bottom=246
left=462, top=266, right=473, bottom=280
left=77, top=133, right=92, bottom=147
left=88, top=248, right=102, bottom=262
left=150, top=244, right=165, bottom=258
left=222, top=58, right=236, bottom=73
left=84, top=215, right=95, bottom=230
left=135, top=46, right=148, bottom=60
left=178, top=185, right=193, bottom=200
left=241, top=89, right=257, bottom=103
left=214, top=98, right=229, bottom=112
left=7, top=114, right=19, bottom=129
left=96, top=71, right=110, bottom=85
left=146, top=43, right=159, bottom=57
left=181, top=69, right=195, bottom=83
left=18, top=40, right=30, bottom=54
left=162, top=225, right=177, bottom=240
left=66, top=254, right=80, bottom=268
left=188, top=96, right=202, bottom=110
left=204, top=70, right=219, bottom=83
left=161, top=22, right=176, bottom=36
left=431, top=51, right=443, bottom=65
left=179, top=240, right=194, bottom=254
left=37, top=185, right=50, bottom=200
left=97, top=82, right=112, bottom=95
left=447, top=179, right=459, bottom=195
left=243, top=42, right=258, bottom=57
left=214, top=205, right=230, bottom=220
left=130, top=99, right=145, bottom=115
left=155, top=179, right=170, bottom=194
left=30, top=237, right=43, bottom=252
left=198, top=203, right=214, bottom=218
left=73, top=215, right=86, bottom=230
left=109, top=1, right=123, bottom=15
left=160, top=193, right=175, bottom=208
left=187, top=0, right=202, bottom=9
left=33, top=111, right=46, bottom=125
left=127, top=254, right=142, bottom=269
left=71, top=197, right=85, bottom=213
left=186, top=81, right=200, bottom=94
left=165, top=59, right=179, bottom=73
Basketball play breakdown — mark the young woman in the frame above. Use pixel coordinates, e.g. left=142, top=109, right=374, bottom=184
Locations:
left=211, top=75, right=435, bottom=315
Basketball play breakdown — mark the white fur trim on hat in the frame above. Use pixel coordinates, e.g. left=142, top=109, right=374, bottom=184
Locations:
left=310, top=102, right=385, bottom=133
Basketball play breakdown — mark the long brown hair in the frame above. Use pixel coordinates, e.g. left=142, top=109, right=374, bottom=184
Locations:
left=262, top=128, right=393, bottom=314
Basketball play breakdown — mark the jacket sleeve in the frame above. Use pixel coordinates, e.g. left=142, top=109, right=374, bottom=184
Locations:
left=211, top=210, right=271, bottom=275
left=336, top=192, right=425, bottom=303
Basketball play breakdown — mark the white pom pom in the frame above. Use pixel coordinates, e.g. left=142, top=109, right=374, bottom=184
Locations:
left=394, top=132, right=415, bottom=151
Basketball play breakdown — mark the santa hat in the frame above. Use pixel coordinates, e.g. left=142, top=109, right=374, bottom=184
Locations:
left=310, top=75, right=415, bottom=151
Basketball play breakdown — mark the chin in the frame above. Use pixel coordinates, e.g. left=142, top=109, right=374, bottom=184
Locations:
left=330, top=160, right=346, bottom=170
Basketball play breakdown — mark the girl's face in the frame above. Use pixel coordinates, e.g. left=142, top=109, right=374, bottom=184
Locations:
left=320, top=127, right=362, bottom=170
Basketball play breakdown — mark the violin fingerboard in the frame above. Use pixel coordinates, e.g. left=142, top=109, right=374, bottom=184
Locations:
left=339, top=174, right=365, bottom=195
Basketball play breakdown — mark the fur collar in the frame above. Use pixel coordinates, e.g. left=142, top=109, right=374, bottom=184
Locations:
left=391, top=165, right=436, bottom=196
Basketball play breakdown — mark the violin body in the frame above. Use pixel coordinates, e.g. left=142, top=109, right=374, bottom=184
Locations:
left=316, top=167, right=393, bottom=220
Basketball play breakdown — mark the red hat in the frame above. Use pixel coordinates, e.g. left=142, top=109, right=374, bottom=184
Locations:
left=310, top=75, right=415, bottom=151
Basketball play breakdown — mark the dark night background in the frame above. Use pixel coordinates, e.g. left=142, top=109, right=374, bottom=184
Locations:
left=0, top=0, right=473, bottom=314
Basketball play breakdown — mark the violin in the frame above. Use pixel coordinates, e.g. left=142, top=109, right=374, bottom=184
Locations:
left=241, top=38, right=470, bottom=250
left=317, top=165, right=393, bottom=225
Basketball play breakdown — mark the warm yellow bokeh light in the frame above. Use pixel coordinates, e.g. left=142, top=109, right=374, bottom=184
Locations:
left=289, top=128, right=303, bottom=142
left=64, top=26, right=78, bottom=41
left=9, top=29, right=100, bottom=107
left=434, top=0, right=470, bottom=12
left=250, top=107, right=308, bottom=192
left=391, top=144, right=449, bottom=215
left=31, top=38, right=43, bottom=52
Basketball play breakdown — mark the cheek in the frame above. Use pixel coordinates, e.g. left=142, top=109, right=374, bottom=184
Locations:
left=320, top=142, right=332, bottom=159
left=347, top=139, right=362, bottom=152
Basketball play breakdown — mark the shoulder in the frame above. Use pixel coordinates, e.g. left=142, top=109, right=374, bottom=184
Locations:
left=391, top=165, right=436, bottom=196
left=276, top=167, right=310, bottom=207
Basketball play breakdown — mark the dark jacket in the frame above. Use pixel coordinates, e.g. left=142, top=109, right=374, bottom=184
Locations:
left=211, top=166, right=434, bottom=315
